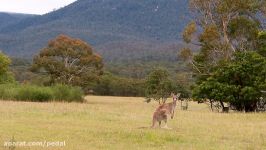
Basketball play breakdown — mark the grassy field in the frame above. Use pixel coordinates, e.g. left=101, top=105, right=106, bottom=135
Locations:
left=0, top=96, right=265, bottom=150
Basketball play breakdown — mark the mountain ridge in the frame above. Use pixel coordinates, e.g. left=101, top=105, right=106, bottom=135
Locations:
left=0, top=0, right=189, bottom=62
left=0, top=12, right=37, bottom=29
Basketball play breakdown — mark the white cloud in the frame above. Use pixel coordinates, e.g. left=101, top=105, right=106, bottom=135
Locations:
left=0, top=0, right=77, bottom=15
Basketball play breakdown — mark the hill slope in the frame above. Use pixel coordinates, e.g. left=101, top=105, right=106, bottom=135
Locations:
left=0, top=0, right=189, bottom=61
left=0, top=12, right=37, bottom=29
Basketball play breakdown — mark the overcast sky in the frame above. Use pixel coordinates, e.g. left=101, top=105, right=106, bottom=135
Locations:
left=0, top=0, right=77, bottom=15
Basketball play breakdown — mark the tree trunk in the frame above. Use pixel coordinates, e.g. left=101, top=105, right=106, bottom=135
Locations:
left=210, top=99, right=213, bottom=111
left=219, top=100, right=225, bottom=112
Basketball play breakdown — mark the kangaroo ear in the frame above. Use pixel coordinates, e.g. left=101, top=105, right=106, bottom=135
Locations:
left=176, top=93, right=181, bottom=98
left=171, top=92, right=174, bottom=97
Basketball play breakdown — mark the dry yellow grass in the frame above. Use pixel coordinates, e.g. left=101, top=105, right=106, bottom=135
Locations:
left=0, top=96, right=265, bottom=150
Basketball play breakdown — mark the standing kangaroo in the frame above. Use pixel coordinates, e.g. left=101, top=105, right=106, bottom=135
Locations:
left=151, top=93, right=180, bottom=129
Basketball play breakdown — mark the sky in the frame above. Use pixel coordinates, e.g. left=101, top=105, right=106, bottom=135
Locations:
left=0, top=0, right=77, bottom=15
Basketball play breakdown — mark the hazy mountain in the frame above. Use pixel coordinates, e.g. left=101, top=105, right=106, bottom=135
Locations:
left=0, top=12, right=37, bottom=29
left=0, top=0, right=189, bottom=61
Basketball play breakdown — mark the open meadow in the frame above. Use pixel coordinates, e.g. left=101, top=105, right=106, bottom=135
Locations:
left=0, top=96, right=265, bottom=150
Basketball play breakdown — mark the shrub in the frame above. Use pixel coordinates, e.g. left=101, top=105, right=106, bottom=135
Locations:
left=15, top=86, right=53, bottom=102
left=93, top=73, right=146, bottom=97
left=52, top=84, right=84, bottom=102
left=0, top=52, right=15, bottom=84
left=0, top=84, right=84, bottom=102
left=0, top=84, right=17, bottom=100
left=0, top=72, right=15, bottom=84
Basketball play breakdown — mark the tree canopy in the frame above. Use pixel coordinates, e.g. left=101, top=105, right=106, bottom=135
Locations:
left=181, top=0, right=266, bottom=74
left=144, top=68, right=188, bottom=104
left=31, top=35, right=103, bottom=89
left=93, top=73, right=146, bottom=97
left=193, top=52, right=266, bottom=112
left=145, top=68, right=174, bottom=104
left=258, top=31, right=266, bottom=57
left=180, top=0, right=266, bottom=112
left=0, top=52, right=14, bottom=84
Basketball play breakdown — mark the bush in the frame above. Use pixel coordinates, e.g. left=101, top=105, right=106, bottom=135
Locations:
left=52, top=84, right=84, bottom=102
left=0, top=84, right=17, bottom=100
left=93, top=73, right=146, bottom=97
left=15, top=86, right=53, bottom=102
left=0, top=52, right=15, bottom=84
left=0, top=84, right=84, bottom=102
left=0, top=72, right=15, bottom=84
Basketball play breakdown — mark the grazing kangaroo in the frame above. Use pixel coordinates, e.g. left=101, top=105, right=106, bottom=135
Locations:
left=181, top=99, right=188, bottom=110
left=151, top=93, right=180, bottom=129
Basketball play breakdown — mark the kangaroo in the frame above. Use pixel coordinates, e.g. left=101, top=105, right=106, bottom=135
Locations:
left=151, top=93, right=180, bottom=129
left=181, top=99, right=188, bottom=110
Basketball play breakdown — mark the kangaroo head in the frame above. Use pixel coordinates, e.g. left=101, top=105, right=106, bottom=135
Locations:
left=172, top=93, right=181, bottom=102
left=170, top=93, right=181, bottom=119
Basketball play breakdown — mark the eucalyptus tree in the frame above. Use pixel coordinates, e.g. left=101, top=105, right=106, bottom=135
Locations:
left=32, top=35, right=103, bottom=89
left=179, top=0, right=266, bottom=111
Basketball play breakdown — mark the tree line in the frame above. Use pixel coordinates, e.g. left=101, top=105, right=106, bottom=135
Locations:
left=0, top=0, right=265, bottom=112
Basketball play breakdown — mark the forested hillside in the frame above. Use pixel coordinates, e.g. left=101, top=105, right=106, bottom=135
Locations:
left=0, top=0, right=189, bottom=62
left=0, top=12, right=36, bottom=29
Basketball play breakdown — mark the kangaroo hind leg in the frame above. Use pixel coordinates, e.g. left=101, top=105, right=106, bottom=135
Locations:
left=163, top=116, right=172, bottom=129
